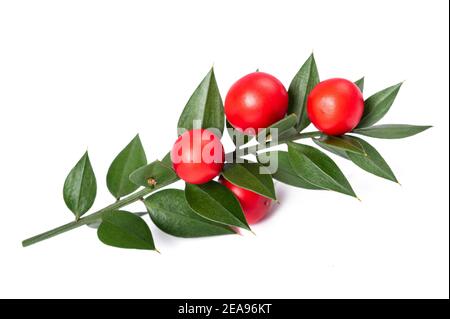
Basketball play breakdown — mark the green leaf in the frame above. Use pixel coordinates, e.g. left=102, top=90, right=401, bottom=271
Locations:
left=313, top=137, right=399, bottom=183
left=352, top=124, right=432, bottom=139
left=355, top=77, right=365, bottom=92
left=161, top=151, right=173, bottom=168
left=185, top=181, right=250, bottom=230
left=346, top=137, right=398, bottom=183
left=261, top=151, right=322, bottom=190
left=144, top=189, right=235, bottom=238
left=227, top=120, right=252, bottom=146
left=87, top=212, right=146, bottom=229
left=222, top=162, right=276, bottom=200
left=313, top=135, right=367, bottom=155
left=288, top=54, right=320, bottom=132
left=177, top=68, right=224, bottom=135
left=257, top=113, right=297, bottom=141
left=287, top=142, right=357, bottom=198
left=106, top=135, right=147, bottom=199
left=357, top=82, right=403, bottom=128
left=63, top=151, right=97, bottom=219
left=312, top=139, right=349, bottom=159
left=129, top=160, right=178, bottom=188
left=97, top=210, right=156, bottom=251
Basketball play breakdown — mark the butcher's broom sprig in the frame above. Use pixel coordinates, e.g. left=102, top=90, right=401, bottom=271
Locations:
left=22, top=54, right=431, bottom=251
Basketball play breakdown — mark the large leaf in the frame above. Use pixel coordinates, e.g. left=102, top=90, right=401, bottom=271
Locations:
left=287, top=142, right=357, bottom=198
left=357, top=82, right=403, bottom=128
left=312, top=139, right=349, bottom=159
left=97, top=210, right=156, bottom=251
left=352, top=124, right=431, bottom=139
left=288, top=54, right=320, bottom=132
left=261, top=151, right=322, bottom=190
left=346, top=137, right=398, bottom=183
left=257, top=113, right=297, bottom=141
left=221, top=162, right=276, bottom=200
left=145, top=189, right=235, bottom=238
left=177, top=68, right=224, bottom=135
left=314, top=137, right=399, bottom=183
left=87, top=212, right=146, bottom=229
left=106, top=135, right=147, bottom=199
left=129, top=160, right=178, bottom=188
left=63, top=151, right=97, bottom=219
left=185, top=181, right=250, bottom=230
left=355, top=77, right=365, bottom=92
left=313, top=135, right=366, bottom=155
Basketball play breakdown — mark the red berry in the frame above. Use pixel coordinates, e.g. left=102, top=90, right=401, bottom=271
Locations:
left=225, top=72, right=288, bottom=134
left=219, top=177, right=273, bottom=224
left=307, top=78, right=364, bottom=136
left=171, top=129, right=224, bottom=184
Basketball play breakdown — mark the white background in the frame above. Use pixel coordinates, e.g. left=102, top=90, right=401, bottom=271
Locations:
left=0, top=0, right=448, bottom=299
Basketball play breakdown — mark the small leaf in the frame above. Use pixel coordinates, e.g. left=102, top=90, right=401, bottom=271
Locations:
left=222, top=162, right=276, bottom=200
left=129, top=160, right=178, bottom=188
left=260, top=151, right=322, bottom=190
left=145, top=189, right=235, bottom=237
left=355, top=77, right=365, bottom=92
left=346, top=137, right=398, bottom=183
left=288, top=54, right=320, bottom=132
left=257, top=113, right=297, bottom=141
left=177, top=68, right=224, bottom=135
left=227, top=120, right=252, bottom=146
left=352, top=124, right=432, bottom=139
left=357, top=82, right=403, bottom=128
left=97, top=211, right=156, bottom=251
left=287, top=142, right=356, bottom=198
left=106, top=135, right=147, bottom=199
left=313, top=135, right=367, bottom=155
left=63, top=151, right=97, bottom=219
left=185, top=181, right=250, bottom=230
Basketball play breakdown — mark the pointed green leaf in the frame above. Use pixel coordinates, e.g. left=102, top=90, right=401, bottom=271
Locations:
left=312, top=139, right=349, bottom=159
left=63, top=151, right=97, bottom=219
left=145, top=189, right=235, bottom=238
left=357, top=82, right=403, bottom=128
left=106, top=135, right=147, bottom=199
left=287, top=142, right=356, bottom=198
left=313, top=135, right=367, bottom=155
left=222, top=162, right=276, bottom=200
left=97, top=210, right=156, bottom=251
left=257, top=113, right=297, bottom=141
left=185, top=181, right=250, bottom=230
left=260, top=151, right=322, bottom=190
left=87, top=212, right=146, bottom=229
left=352, top=124, right=432, bottom=139
left=161, top=151, right=173, bottom=168
left=346, top=137, right=398, bottom=183
left=129, top=160, right=178, bottom=188
left=177, top=68, right=224, bottom=135
left=355, top=77, right=365, bottom=92
left=288, top=54, right=320, bottom=132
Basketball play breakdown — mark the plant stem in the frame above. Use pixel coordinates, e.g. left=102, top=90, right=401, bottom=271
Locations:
left=22, top=187, right=155, bottom=247
left=239, top=130, right=321, bottom=156
left=22, top=130, right=321, bottom=248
